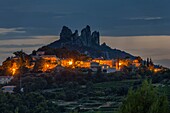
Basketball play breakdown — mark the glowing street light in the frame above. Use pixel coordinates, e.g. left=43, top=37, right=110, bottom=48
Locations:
left=68, top=60, right=73, bottom=65
left=12, top=68, right=16, bottom=75
left=46, top=64, right=49, bottom=68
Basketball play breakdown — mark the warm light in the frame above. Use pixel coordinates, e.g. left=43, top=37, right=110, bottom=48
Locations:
left=154, top=69, right=158, bottom=73
left=46, top=64, right=49, bottom=68
left=119, top=63, right=122, bottom=66
left=68, top=60, right=73, bottom=65
left=10, top=62, right=18, bottom=75
left=12, top=68, right=16, bottom=75
left=154, top=69, right=161, bottom=73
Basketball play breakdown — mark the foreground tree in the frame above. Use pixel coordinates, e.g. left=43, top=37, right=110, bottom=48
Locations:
left=119, top=80, right=169, bottom=113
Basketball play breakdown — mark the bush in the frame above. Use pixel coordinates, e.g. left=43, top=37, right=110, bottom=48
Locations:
left=119, top=80, right=169, bottom=113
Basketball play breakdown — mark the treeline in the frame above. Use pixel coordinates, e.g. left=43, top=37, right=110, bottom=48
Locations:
left=0, top=91, right=61, bottom=113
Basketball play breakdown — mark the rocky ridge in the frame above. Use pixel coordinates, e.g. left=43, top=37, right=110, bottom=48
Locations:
left=57, top=25, right=100, bottom=47
left=47, top=25, right=135, bottom=59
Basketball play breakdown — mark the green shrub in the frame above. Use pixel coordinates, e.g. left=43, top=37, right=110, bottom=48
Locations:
left=119, top=80, right=169, bottom=113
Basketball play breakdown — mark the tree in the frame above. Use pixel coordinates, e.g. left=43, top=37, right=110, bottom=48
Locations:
left=33, top=58, right=46, bottom=72
left=119, top=80, right=169, bottom=113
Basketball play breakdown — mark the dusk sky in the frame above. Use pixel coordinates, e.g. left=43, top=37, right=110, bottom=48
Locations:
left=0, top=0, right=170, bottom=67
left=0, top=0, right=170, bottom=37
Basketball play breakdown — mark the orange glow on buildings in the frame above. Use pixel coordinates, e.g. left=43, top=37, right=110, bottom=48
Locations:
left=10, top=62, right=19, bottom=75
left=61, top=59, right=74, bottom=67
left=154, top=68, right=162, bottom=73
left=92, top=59, right=114, bottom=68
left=41, top=55, right=59, bottom=63
left=132, top=59, right=141, bottom=67
left=42, top=63, right=57, bottom=72
left=75, top=61, right=91, bottom=68
left=12, top=68, right=16, bottom=75
left=39, top=55, right=60, bottom=72
left=68, top=60, right=73, bottom=66
left=116, top=59, right=131, bottom=70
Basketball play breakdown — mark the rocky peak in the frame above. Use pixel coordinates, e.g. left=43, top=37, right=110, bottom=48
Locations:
left=58, top=25, right=100, bottom=47
left=91, top=31, right=100, bottom=45
left=81, top=25, right=91, bottom=33
left=72, top=30, right=79, bottom=41
left=60, top=26, right=72, bottom=41
left=101, top=42, right=107, bottom=46
left=81, top=25, right=91, bottom=46
left=81, top=25, right=91, bottom=35
left=101, top=42, right=111, bottom=49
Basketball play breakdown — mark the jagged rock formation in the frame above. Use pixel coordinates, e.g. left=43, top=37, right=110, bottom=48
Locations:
left=54, top=25, right=100, bottom=47
left=60, top=26, right=72, bottom=41
left=81, top=25, right=93, bottom=46
left=47, top=25, right=135, bottom=59
left=91, top=31, right=100, bottom=46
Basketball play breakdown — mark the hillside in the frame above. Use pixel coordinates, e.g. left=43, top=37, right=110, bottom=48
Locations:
left=46, top=25, right=135, bottom=59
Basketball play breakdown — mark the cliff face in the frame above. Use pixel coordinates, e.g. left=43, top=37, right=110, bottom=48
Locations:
left=47, top=25, right=135, bottom=59
left=56, top=25, right=100, bottom=47
left=60, top=26, right=73, bottom=41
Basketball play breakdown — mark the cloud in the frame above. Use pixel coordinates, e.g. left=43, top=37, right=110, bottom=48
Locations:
left=0, top=27, right=26, bottom=35
left=28, top=35, right=59, bottom=39
left=0, top=44, right=43, bottom=48
left=128, top=17, right=163, bottom=21
left=0, top=35, right=58, bottom=40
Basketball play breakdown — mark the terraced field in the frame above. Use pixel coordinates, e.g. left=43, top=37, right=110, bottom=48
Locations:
left=50, top=80, right=140, bottom=113
left=42, top=78, right=170, bottom=113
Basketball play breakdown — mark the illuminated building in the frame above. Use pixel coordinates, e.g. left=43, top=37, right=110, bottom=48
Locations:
left=40, top=55, right=60, bottom=63
left=68, top=60, right=73, bottom=66
left=29, top=55, right=60, bottom=72
left=90, top=62, right=100, bottom=72
left=132, top=59, right=141, bottom=67
left=61, top=59, right=74, bottom=68
left=92, top=58, right=114, bottom=68
left=116, top=59, right=131, bottom=70
left=40, top=55, right=60, bottom=72
left=10, top=62, right=19, bottom=75
left=75, top=61, right=91, bottom=68
left=101, top=64, right=116, bottom=73
left=153, top=65, right=162, bottom=73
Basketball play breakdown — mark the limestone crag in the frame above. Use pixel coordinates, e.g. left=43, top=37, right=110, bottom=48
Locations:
left=60, top=26, right=73, bottom=41
left=47, top=25, right=135, bottom=59
left=91, top=31, right=100, bottom=45
left=59, top=25, right=100, bottom=47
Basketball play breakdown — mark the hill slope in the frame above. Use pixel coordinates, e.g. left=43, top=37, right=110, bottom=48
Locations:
left=47, top=25, right=135, bottom=59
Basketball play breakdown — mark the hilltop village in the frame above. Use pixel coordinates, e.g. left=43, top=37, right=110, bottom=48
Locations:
left=0, top=26, right=164, bottom=78
left=0, top=50, right=163, bottom=76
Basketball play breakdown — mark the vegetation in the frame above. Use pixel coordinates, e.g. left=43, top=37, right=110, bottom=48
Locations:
left=0, top=70, right=170, bottom=113
left=0, top=92, right=59, bottom=113
left=119, top=80, right=169, bottom=113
